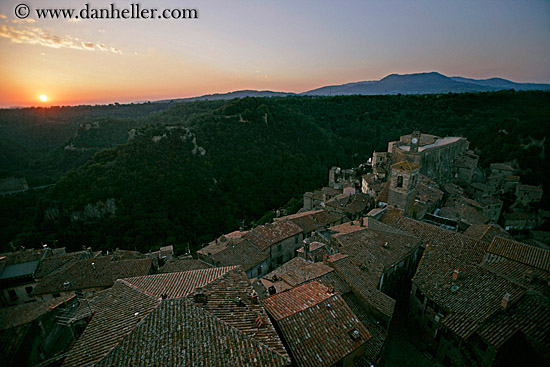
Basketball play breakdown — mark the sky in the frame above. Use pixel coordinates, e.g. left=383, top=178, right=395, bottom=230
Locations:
left=0, top=0, right=549, bottom=107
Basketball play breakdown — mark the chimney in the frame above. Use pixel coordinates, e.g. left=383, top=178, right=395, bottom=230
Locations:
left=501, top=293, right=512, bottom=309
left=91, top=262, right=96, bottom=270
left=359, top=217, right=364, bottom=227
left=268, top=285, right=277, bottom=296
left=452, top=268, right=460, bottom=281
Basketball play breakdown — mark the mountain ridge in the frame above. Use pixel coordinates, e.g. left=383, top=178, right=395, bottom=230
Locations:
left=155, top=72, right=550, bottom=102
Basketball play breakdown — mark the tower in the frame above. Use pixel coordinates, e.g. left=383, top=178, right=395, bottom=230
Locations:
left=410, top=131, right=421, bottom=153
left=388, top=161, right=421, bottom=216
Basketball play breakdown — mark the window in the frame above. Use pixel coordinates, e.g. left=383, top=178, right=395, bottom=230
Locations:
left=397, top=175, right=403, bottom=188
left=277, top=243, right=282, bottom=252
left=25, top=286, right=33, bottom=295
left=53, top=293, right=60, bottom=298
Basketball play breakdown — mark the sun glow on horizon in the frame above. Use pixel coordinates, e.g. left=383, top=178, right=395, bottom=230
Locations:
left=39, top=94, right=48, bottom=102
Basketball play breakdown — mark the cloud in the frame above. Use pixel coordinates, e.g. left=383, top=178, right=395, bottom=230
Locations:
left=68, top=18, right=83, bottom=23
left=0, top=24, right=122, bottom=54
left=0, top=14, right=6, bottom=20
left=10, top=18, right=35, bottom=24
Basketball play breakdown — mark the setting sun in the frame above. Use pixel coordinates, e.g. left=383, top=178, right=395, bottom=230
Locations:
left=39, top=94, right=48, bottom=102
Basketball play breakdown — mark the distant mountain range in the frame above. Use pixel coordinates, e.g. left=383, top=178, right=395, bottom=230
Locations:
left=156, top=72, right=550, bottom=102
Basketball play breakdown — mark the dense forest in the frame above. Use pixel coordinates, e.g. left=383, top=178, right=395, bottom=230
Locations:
left=1, top=91, right=548, bottom=254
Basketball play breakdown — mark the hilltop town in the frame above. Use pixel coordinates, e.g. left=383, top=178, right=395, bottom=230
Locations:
left=1, top=131, right=548, bottom=367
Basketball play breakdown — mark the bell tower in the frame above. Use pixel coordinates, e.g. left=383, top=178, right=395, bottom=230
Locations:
left=388, top=161, right=421, bottom=216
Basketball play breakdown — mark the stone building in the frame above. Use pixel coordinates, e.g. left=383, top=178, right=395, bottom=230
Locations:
left=274, top=210, right=348, bottom=239
left=378, top=209, right=550, bottom=367
left=303, top=187, right=342, bottom=211
left=388, top=161, right=421, bottom=215
left=262, top=281, right=372, bottom=367
left=31, top=256, right=153, bottom=302
left=0, top=295, right=79, bottom=367
left=198, top=236, right=270, bottom=279
left=387, top=131, right=471, bottom=184
left=0, top=247, right=91, bottom=306
left=245, top=220, right=304, bottom=268
left=515, top=184, right=543, bottom=206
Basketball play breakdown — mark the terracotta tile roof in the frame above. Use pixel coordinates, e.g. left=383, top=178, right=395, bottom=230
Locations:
left=439, top=205, right=489, bottom=225
left=158, top=258, right=213, bottom=273
left=328, top=255, right=395, bottom=319
left=376, top=207, right=404, bottom=225
left=415, top=246, right=525, bottom=340
left=477, top=293, right=550, bottom=350
left=328, top=221, right=366, bottom=235
left=276, top=210, right=348, bottom=234
left=296, top=241, right=326, bottom=253
left=109, top=249, right=144, bottom=261
left=263, top=281, right=371, bottom=367
left=379, top=212, right=489, bottom=264
left=34, top=250, right=91, bottom=279
left=487, top=237, right=550, bottom=272
left=463, top=224, right=511, bottom=243
left=446, top=196, right=483, bottom=210
left=123, top=266, right=236, bottom=299
left=64, top=267, right=291, bottom=366
left=490, top=163, right=514, bottom=172
left=0, top=295, right=75, bottom=330
left=342, top=292, right=387, bottom=363
left=185, top=267, right=289, bottom=359
left=0, top=248, right=48, bottom=266
left=245, top=220, right=303, bottom=252
left=207, top=239, right=269, bottom=272
left=517, top=184, right=543, bottom=193
left=308, top=187, right=342, bottom=201
left=334, top=227, right=421, bottom=273
left=198, top=231, right=249, bottom=257
left=262, top=280, right=335, bottom=320
left=325, top=193, right=370, bottom=216
left=315, top=271, right=352, bottom=295
left=260, top=257, right=334, bottom=293
left=481, top=253, right=550, bottom=294
left=416, top=182, right=443, bottom=204
left=32, top=256, right=153, bottom=296
left=96, top=297, right=290, bottom=367
left=62, top=281, right=161, bottom=367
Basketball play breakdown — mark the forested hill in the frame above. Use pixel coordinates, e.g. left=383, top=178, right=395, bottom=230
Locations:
left=0, top=102, right=172, bottom=185
left=1, top=91, right=549, bottom=254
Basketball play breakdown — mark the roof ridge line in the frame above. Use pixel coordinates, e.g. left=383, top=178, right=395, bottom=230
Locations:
left=276, top=291, right=337, bottom=320
left=183, top=297, right=292, bottom=364
left=117, top=278, right=165, bottom=301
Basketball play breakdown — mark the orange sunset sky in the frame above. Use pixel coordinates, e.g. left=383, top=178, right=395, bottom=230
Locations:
left=1, top=0, right=549, bottom=108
